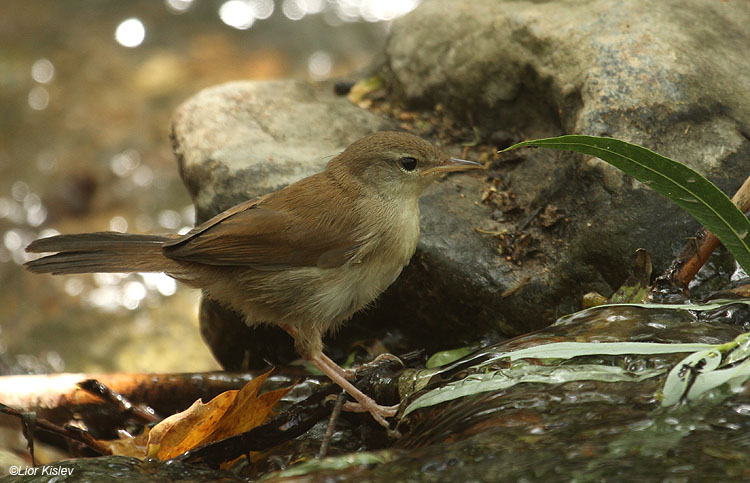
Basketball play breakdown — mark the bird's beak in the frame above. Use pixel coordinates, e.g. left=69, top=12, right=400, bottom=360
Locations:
left=421, top=157, right=484, bottom=177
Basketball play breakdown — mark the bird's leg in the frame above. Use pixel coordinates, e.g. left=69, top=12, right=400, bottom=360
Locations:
left=319, top=352, right=355, bottom=380
left=306, top=351, right=397, bottom=428
left=280, top=324, right=353, bottom=380
left=280, top=324, right=399, bottom=427
left=279, top=325, right=385, bottom=380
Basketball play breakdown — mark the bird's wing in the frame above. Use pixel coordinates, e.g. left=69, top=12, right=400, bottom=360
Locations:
left=162, top=195, right=361, bottom=270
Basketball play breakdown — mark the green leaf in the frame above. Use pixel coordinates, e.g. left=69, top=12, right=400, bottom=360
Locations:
left=404, top=362, right=666, bottom=417
left=609, top=248, right=651, bottom=303
left=404, top=339, right=716, bottom=416
left=502, top=135, right=750, bottom=273
left=425, top=346, right=478, bottom=368
left=485, top=341, right=713, bottom=363
left=660, top=332, right=750, bottom=406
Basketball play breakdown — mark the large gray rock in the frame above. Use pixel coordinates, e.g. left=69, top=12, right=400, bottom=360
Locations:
left=385, top=0, right=750, bottom=162
left=382, top=0, right=749, bottom=293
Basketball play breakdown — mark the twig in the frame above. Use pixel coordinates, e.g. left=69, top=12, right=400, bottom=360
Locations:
left=518, top=206, right=544, bottom=231
left=318, top=392, right=346, bottom=458
left=0, top=403, right=111, bottom=457
left=669, top=176, right=750, bottom=288
left=0, top=370, right=294, bottom=416
left=77, top=379, right=159, bottom=423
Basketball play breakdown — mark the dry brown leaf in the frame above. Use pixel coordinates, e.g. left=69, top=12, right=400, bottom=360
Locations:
left=149, top=391, right=236, bottom=460
left=206, top=385, right=291, bottom=443
left=146, top=370, right=291, bottom=460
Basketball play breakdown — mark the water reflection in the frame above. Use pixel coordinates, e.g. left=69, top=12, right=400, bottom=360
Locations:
left=286, top=0, right=331, bottom=20
left=308, top=50, right=333, bottom=79
left=333, top=0, right=421, bottom=22
left=214, top=0, right=423, bottom=24
left=219, top=0, right=275, bottom=29
left=35, top=151, right=57, bottom=174
left=165, top=0, right=195, bottom=14
left=82, top=272, right=178, bottom=311
left=28, top=85, right=49, bottom=110
left=157, top=209, right=181, bottom=230
left=2, top=227, right=36, bottom=265
left=219, top=0, right=260, bottom=29
left=132, top=165, right=154, bottom=187
left=115, top=18, right=146, bottom=48
left=109, top=215, right=129, bottom=232
left=64, top=277, right=85, bottom=297
left=23, top=192, right=46, bottom=227
left=3, top=230, right=23, bottom=253
left=141, top=272, right=178, bottom=296
left=110, top=150, right=141, bottom=177
left=31, top=58, right=55, bottom=84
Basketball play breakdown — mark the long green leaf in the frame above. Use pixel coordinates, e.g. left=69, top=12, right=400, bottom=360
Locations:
left=473, top=340, right=713, bottom=371
left=502, top=135, right=750, bottom=272
left=404, top=363, right=666, bottom=416
left=405, top=339, right=715, bottom=416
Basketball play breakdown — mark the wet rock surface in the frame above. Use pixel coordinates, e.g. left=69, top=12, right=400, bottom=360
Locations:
left=254, top=302, right=750, bottom=481
left=391, top=305, right=750, bottom=481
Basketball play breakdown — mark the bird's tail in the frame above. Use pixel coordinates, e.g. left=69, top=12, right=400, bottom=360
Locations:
left=25, top=232, right=180, bottom=275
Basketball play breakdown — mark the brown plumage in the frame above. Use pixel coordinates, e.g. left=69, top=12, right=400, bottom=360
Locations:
left=25, top=131, right=482, bottom=426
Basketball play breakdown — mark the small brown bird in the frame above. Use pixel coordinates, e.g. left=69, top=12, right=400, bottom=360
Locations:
left=25, top=131, right=482, bottom=426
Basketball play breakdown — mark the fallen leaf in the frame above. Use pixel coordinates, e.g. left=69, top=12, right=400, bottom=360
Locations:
left=146, top=370, right=291, bottom=460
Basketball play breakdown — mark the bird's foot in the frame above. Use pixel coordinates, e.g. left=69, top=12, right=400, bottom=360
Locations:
left=309, top=353, right=399, bottom=428
left=320, top=352, right=403, bottom=380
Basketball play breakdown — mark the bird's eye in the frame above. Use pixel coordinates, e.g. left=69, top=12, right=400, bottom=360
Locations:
left=399, top=156, right=418, bottom=171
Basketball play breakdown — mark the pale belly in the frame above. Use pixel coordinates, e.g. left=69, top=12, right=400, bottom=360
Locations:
left=311, top=255, right=408, bottom=324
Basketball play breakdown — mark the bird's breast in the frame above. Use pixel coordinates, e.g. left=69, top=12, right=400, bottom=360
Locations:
left=356, top=197, right=420, bottom=268
left=310, top=200, right=421, bottom=324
